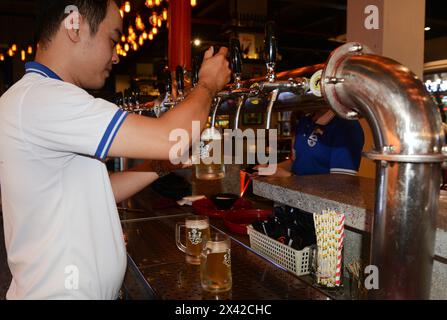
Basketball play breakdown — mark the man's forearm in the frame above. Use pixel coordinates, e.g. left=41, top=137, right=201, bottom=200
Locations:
left=109, top=170, right=159, bottom=204
left=109, top=161, right=160, bottom=203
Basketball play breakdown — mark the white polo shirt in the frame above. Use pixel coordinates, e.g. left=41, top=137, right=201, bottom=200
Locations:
left=0, top=62, right=128, bottom=300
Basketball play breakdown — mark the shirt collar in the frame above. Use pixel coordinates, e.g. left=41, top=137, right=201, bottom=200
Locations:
left=25, top=61, right=63, bottom=81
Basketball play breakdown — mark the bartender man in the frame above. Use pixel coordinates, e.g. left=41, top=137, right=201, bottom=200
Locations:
left=255, top=109, right=365, bottom=177
left=0, top=0, right=231, bottom=299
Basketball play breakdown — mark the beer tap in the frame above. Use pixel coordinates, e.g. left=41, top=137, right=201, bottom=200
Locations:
left=257, top=21, right=309, bottom=129
left=229, top=38, right=259, bottom=130
left=209, top=39, right=259, bottom=129
left=191, top=56, right=200, bottom=88
left=176, top=65, right=185, bottom=102
left=154, top=69, right=175, bottom=117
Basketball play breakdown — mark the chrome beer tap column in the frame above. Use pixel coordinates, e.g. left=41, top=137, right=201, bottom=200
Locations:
left=321, top=42, right=446, bottom=299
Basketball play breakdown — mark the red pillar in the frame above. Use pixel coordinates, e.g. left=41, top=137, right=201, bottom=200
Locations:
left=168, top=0, right=191, bottom=71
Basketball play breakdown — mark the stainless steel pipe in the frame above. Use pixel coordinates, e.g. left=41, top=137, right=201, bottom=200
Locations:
left=321, top=42, right=445, bottom=299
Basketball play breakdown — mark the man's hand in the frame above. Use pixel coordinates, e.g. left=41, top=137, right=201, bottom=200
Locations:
left=198, top=47, right=231, bottom=95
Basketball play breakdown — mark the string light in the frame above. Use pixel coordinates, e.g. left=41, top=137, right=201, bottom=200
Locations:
left=21, top=50, right=26, bottom=61
left=116, top=0, right=169, bottom=60
left=0, top=54, right=4, bottom=61
left=124, top=1, right=131, bottom=13
left=8, top=49, right=14, bottom=57
left=27, top=46, right=33, bottom=55
left=191, top=0, right=197, bottom=7
left=11, top=44, right=17, bottom=52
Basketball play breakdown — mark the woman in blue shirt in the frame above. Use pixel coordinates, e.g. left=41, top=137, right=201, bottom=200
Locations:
left=255, top=109, right=365, bottom=177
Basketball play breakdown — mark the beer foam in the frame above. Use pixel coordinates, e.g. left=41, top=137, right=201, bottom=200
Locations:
left=206, top=241, right=229, bottom=253
left=186, top=219, right=209, bottom=229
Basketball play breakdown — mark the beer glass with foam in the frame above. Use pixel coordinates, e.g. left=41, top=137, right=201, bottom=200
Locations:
left=200, top=233, right=232, bottom=292
left=176, top=215, right=210, bottom=265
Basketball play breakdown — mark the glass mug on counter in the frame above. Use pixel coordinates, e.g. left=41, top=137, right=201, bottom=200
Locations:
left=200, top=233, right=232, bottom=293
left=176, top=215, right=211, bottom=265
left=194, top=127, right=225, bottom=180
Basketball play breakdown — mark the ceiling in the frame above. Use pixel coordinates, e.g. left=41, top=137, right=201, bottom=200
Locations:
left=1, top=0, right=447, bottom=72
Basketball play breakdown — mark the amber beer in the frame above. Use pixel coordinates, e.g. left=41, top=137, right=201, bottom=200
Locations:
left=176, top=216, right=210, bottom=265
left=195, top=127, right=225, bottom=180
left=200, top=233, right=232, bottom=292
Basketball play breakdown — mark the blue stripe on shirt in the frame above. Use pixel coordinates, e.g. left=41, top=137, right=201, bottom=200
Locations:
left=95, top=109, right=129, bottom=160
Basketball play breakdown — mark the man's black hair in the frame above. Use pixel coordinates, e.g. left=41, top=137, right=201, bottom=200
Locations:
left=35, top=0, right=119, bottom=47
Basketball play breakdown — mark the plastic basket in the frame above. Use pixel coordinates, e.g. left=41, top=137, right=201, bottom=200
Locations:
left=247, top=225, right=313, bottom=276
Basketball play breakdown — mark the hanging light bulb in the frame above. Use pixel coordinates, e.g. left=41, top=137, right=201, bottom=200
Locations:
left=128, top=25, right=134, bottom=35
left=157, top=17, right=162, bottom=27
left=21, top=50, right=26, bottom=61
left=191, top=0, right=197, bottom=7
left=11, top=44, right=17, bottom=52
left=119, top=9, right=124, bottom=17
left=132, top=43, right=138, bottom=51
left=142, top=32, right=148, bottom=40
left=155, top=0, right=161, bottom=6
left=148, top=12, right=156, bottom=26
left=124, top=1, right=131, bottom=13
left=139, top=37, right=144, bottom=46
left=0, top=54, right=5, bottom=61
left=122, top=52, right=127, bottom=57
left=145, top=0, right=154, bottom=8
left=162, top=8, right=168, bottom=20
left=8, top=49, right=14, bottom=57
left=152, top=27, right=158, bottom=34
left=136, top=15, right=145, bottom=31
left=149, top=33, right=154, bottom=40
left=124, top=43, right=130, bottom=52
left=27, top=46, right=33, bottom=55
left=121, top=35, right=126, bottom=42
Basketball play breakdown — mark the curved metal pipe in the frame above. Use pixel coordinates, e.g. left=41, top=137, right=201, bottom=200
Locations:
left=322, top=42, right=445, bottom=299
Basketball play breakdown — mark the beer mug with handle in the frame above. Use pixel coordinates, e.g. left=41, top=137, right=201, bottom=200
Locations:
left=176, top=215, right=210, bottom=265
left=194, top=127, right=225, bottom=180
left=200, top=233, right=232, bottom=292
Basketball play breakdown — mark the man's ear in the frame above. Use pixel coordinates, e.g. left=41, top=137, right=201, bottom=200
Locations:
left=64, top=11, right=84, bottom=43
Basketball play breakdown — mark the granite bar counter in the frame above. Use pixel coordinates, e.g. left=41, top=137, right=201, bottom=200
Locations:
left=252, top=174, right=447, bottom=299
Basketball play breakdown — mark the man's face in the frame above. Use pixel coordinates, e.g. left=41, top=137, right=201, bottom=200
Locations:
left=76, top=1, right=123, bottom=89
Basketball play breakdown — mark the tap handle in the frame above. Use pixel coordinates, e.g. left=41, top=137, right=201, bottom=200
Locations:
left=192, top=56, right=200, bottom=87
left=176, top=65, right=184, bottom=94
left=230, top=38, right=243, bottom=76
left=165, top=70, right=172, bottom=94
left=264, top=21, right=277, bottom=66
